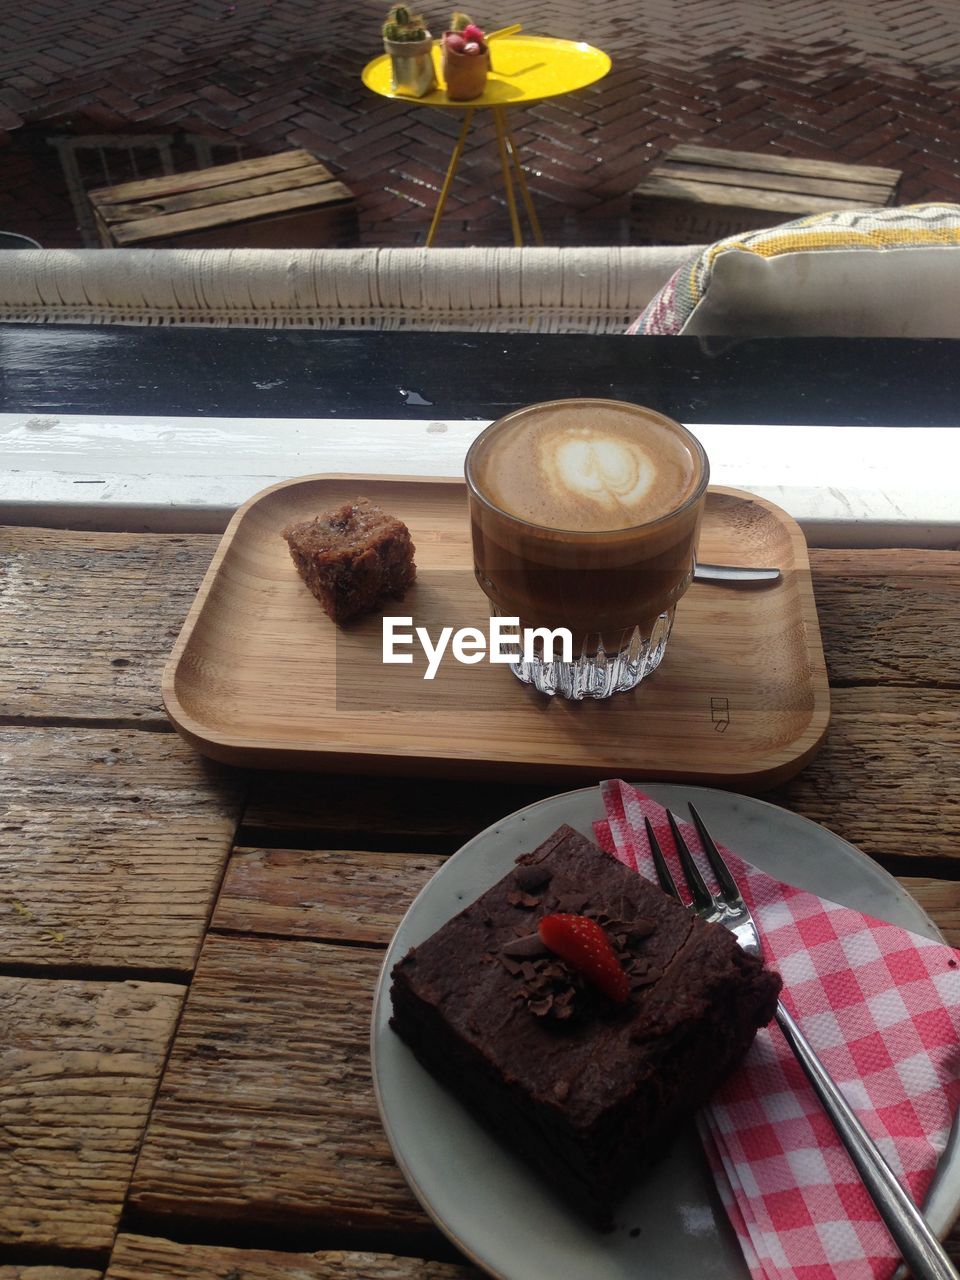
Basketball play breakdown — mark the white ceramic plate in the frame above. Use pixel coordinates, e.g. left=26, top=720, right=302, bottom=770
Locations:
left=371, top=784, right=960, bottom=1280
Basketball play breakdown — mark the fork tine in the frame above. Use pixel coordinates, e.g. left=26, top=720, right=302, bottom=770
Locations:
left=688, top=803, right=743, bottom=904
left=643, top=816, right=681, bottom=902
left=666, top=810, right=714, bottom=913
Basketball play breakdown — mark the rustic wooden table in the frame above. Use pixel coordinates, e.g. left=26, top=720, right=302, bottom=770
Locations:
left=2, top=328, right=960, bottom=1279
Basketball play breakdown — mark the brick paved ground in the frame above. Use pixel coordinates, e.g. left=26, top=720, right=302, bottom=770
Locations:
left=1, top=0, right=959, bottom=248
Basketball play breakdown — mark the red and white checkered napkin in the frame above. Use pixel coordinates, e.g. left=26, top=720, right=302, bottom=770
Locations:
left=596, top=778, right=960, bottom=1280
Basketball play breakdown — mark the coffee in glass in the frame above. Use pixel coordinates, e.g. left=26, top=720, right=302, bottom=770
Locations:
left=465, top=398, right=709, bottom=699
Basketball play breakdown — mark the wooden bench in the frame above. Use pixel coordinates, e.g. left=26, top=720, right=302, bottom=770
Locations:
left=632, top=144, right=901, bottom=244
left=88, top=150, right=358, bottom=249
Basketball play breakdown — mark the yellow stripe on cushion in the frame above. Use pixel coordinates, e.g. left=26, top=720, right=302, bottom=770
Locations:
left=740, top=225, right=960, bottom=258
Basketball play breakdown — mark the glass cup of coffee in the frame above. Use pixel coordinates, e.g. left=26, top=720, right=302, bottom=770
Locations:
left=465, top=398, right=709, bottom=700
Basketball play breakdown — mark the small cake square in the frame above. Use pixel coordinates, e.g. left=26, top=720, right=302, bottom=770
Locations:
left=390, top=824, right=781, bottom=1229
left=283, top=498, right=416, bottom=624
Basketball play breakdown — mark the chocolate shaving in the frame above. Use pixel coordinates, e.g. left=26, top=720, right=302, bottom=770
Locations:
left=626, top=919, right=657, bottom=945
left=501, top=932, right=549, bottom=958
left=507, top=889, right=542, bottom=909
left=513, top=864, right=552, bottom=891
left=553, top=989, right=575, bottom=1017
left=498, top=899, right=648, bottom=1023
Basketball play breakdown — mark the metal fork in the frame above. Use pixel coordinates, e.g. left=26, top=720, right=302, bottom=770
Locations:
left=646, top=805, right=959, bottom=1280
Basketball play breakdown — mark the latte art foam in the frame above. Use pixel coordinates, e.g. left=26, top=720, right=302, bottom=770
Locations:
left=471, top=403, right=701, bottom=532
left=541, top=430, right=657, bottom=517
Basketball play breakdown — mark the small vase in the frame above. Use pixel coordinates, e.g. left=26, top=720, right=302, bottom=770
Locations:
left=384, top=34, right=437, bottom=97
left=441, top=35, right=490, bottom=100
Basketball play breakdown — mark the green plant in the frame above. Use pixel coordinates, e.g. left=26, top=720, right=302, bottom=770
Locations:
left=383, top=5, right=429, bottom=41
left=449, top=10, right=471, bottom=30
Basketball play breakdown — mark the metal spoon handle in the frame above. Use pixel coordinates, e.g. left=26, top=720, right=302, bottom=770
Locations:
left=693, top=563, right=782, bottom=586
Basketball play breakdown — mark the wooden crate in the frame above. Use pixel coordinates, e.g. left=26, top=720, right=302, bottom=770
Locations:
left=88, top=150, right=358, bottom=249
left=632, top=144, right=901, bottom=244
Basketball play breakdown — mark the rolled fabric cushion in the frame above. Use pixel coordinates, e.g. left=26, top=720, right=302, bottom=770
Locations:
left=629, top=202, right=960, bottom=338
left=0, top=245, right=701, bottom=332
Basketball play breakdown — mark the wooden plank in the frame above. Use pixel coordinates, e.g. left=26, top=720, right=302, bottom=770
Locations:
left=0, top=527, right=219, bottom=722
left=129, top=935, right=433, bottom=1235
left=94, top=207, right=114, bottom=247
left=631, top=199, right=808, bottom=244
left=898, top=877, right=960, bottom=948
left=106, top=1234, right=480, bottom=1279
left=1, top=977, right=183, bottom=1251
left=111, top=182, right=355, bottom=247
left=149, top=203, right=357, bottom=252
left=97, top=166, right=342, bottom=226
left=655, top=159, right=895, bottom=204
left=209, top=855, right=960, bottom=957
left=0, top=1270, right=101, bottom=1279
left=0, top=727, right=245, bottom=971
left=0, top=1269, right=102, bottom=1279
left=633, top=174, right=875, bottom=215
left=667, top=144, right=902, bottom=188
left=211, top=847, right=444, bottom=942
left=772, top=687, right=960, bottom=863
left=809, top=549, right=960, bottom=687
left=243, top=772, right=553, bottom=847
left=214, top=856, right=960, bottom=957
left=244, top=685, right=960, bottom=876
left=87, top=151, right=319, bottom=204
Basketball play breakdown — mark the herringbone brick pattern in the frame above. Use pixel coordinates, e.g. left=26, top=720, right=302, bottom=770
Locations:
left=1, top=0, right=959, bottom=247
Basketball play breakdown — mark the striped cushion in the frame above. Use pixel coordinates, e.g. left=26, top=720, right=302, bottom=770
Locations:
left=629, top=203, right=960, bottom=338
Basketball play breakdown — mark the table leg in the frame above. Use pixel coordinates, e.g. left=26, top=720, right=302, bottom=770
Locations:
left=502, top=116, right=544, bottom=247
left=492, top=106, right=523, bottom=247
left=427, top=107, right=475, bottom=247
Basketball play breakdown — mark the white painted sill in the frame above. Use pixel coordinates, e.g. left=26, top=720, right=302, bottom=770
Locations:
left=1, top=414, right=958, bottom=547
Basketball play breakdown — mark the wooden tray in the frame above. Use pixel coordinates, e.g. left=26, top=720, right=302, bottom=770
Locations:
left=162, top=476, right=830, bottom=788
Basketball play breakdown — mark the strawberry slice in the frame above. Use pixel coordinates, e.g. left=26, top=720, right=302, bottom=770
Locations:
left=538, top=913, right=629, bottom=1003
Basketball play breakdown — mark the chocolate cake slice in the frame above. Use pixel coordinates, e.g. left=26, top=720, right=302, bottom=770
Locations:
left=390, top=824, right=781, bottom=1229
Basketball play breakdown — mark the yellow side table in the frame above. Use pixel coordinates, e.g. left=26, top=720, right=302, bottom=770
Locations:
left=361, top=35, right=612, bottom=246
